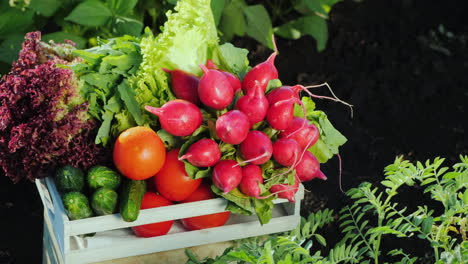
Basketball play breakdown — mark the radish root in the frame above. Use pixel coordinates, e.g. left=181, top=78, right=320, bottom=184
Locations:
left=299, top=82, right=354, bottom=118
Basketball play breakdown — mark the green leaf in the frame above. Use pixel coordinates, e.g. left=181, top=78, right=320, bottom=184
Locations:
left=420, top=177, right=437, bottom=186
left=243, top=5, right=274, bottom=49
left=135, top=0, right=219, bottom=76
left=219, top=0, right=246, bottom=40
left=0, top=34, right=24, bottom=63
left=0, top=7, right=34, bottom=36
left=104, top=94, right=123, bottom=113
left=184, top=161, right=212, bottom=179
left=112, top=110, right=136, bottom=136
left=100, top=52, right=142, bottom=75
left=274, top=20, right=303, bottom=40
left=381, top=180, right=394, bottom=189
left=212, top=186, right=254, bottom=215
left=274, top=14, right=328, bottom=51
left=300, top=15, right=328, bottom=51
left=421, top=217, right=433, bottom=234
left=226, top=250, right=258, bottom=262
left=108, top=0, right=138, bottom=15
left=211, top=0, right=226, bottom=26
left=29, top=0, right=61, bottom=17
left=73, top=50, right=105, bottom=65
left=294, top=96, right=315, bottom=117
left=294, top=0, right=328, bottom=17
left=95, top=110, right=114, bottom=146
left=65, top=0, right=113, bottom=27
left=266, top=79, right=283, bottom=94
left=315, top=234, right=327, bottom=247
left=114, top=16, right=144, bottom=36
left=253, top=197, right=274, bottom=225
left=307, top=110, right=347, bottom=163
left=117, top=80, right=143, bottom=125
left=157, top=129, right=180, bottom=150
left=225, top=202, right=252, bottom=215
left=216, top=42, right=250, bottom=79
left=42, top=32, right=87, bottom=49
left=308, top=138, right=333, bottom=163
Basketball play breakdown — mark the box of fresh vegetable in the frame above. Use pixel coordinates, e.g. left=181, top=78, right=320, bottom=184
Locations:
left=0, top=0, right=346, bottom=263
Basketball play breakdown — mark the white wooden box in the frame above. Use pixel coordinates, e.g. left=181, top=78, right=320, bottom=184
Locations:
left=36, top=177, right=304, bottom=264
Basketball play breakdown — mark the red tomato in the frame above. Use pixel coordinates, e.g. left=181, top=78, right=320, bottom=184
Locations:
left=180, top=183, right=231, bottom=230
left=131, top=192, right=174, bottom=237
left=113, top=126, right=166, bottom=180
left=154, top=149, right=202, bottom=201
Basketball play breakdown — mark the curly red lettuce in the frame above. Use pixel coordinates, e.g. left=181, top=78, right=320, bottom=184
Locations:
left=0, top=32, right=109, bottom=183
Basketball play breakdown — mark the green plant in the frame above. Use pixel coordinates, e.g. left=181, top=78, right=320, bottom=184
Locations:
left=185, top=156, right=467, bottom=263
left=0, top=0, right=176, bottom=72
left=185, top=209, right=364, bottom=263
left=339, top=156, right=467, bottom=263
left=212, top=0, right=343, bottom=52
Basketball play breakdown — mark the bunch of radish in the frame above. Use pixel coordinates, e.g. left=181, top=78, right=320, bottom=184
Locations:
left=145, top=52, right=327, bottom=204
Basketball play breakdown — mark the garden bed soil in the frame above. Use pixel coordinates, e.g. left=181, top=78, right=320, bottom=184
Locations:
left=1, top=0, right=467, bottom=263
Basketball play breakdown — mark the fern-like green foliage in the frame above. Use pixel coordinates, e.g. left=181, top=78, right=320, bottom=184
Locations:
left=339, top=156, right=468, bottom=264
left=186, top=209, right=360, bottom=264
left=185, top=156, right=467, bottom=264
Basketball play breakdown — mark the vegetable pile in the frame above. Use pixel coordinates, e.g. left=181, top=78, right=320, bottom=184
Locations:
left=1, top=0, right=347, bottom=238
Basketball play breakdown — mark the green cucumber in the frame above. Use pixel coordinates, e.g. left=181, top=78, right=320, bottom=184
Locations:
left=55, top=165, right=85, bottom=193
left=119, top=180, right=146, bottom=222
left=91, top=188, right=118, bottom=216
left=62, top=192, right=93, bottom=220
left=87, top=165, right=121, bottom=190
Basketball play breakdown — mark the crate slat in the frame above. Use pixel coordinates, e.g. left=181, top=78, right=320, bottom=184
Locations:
left=37, top=178, right=304, bottom=264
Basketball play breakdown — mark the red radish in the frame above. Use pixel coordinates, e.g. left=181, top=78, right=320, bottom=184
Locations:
left=215, top=110, right=250, bottom=144
left=266, top=98, right=295, bottom=130
left=145, top=100, right=202, bottom=137
left=198, top=65, right=234, bottom=110
left=205, top=60, right=241, bottom=92
left=239, top=131, right=273, bottom=165
left=242, top=52, right=278, bottom=94
left=272, top=138, right=301, bottom=167
left=235, top=84, right=269, bottom=126
left=239, top=165, right=264, bottom=198
left=163, top=68, right=200, bottom=105
left=280, top=117, right=320, bottom=150
left=266, top=86, right=300, bottom=104
left=222, top=71, right=242, bottom=93
left=212, top=160, right=242, bottom=194
left=269, top=176, right=300, bottom=203
left=295, top=151, right=327, bottom=182
left=179, top=139, right=221, bottom=167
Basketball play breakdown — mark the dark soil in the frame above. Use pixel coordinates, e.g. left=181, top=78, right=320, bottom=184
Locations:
left=1, top=0, right=467, bottom=263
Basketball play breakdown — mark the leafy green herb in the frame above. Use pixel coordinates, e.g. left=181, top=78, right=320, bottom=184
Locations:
left=71, top=36, right=143, bottom=145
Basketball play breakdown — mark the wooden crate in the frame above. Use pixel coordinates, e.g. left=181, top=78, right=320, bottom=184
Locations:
left=36, top=177, right=304, bottom=264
